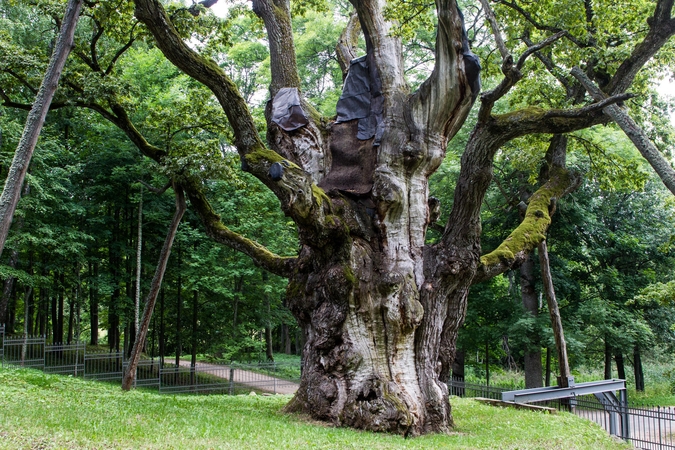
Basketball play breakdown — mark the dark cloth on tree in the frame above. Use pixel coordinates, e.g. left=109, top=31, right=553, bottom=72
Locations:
left=318, top=120, right=376, bottom=196
left=335, top=55, right=384, bottom=145
left=271, top=87, right=309, bottom=131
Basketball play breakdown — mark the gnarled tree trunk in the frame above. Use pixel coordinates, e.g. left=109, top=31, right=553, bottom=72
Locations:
left=126, top=0, right=675, bottom=436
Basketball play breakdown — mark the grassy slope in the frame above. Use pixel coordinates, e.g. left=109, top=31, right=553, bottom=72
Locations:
left=0, top=368, right=630, bottom=449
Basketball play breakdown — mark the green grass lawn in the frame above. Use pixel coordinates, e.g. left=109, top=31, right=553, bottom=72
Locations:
left=0, top=368, right=630, bottom=449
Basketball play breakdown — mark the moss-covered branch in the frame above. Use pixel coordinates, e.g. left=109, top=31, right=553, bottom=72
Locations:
left=184, top=180, right=297, bottom=278
left=473, top=167, right=578, bottom=283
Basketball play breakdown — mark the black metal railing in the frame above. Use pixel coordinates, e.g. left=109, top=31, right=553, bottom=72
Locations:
left=448, top=378, right=675, bottom=450
left=0, top=328, right=300, bottom=395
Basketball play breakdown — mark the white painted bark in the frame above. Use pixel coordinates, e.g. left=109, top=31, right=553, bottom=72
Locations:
left=0, top=0, right=83, bottom=258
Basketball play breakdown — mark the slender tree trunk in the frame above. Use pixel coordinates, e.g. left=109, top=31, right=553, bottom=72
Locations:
left=538, top=240, right=570, bottom=387
left=573, top=67, right=675, bottom=196
left=24, top=287, right=33, bottom=338
left=159, top=288, right=165, bottom=367
left=39, top=287, right=48, bottom=336
left=122, top=185, right=186, bottom=390
left=263, top=278, right=274, bottom=361
left=75, top=283, right=81, bottom=344
left=0, top=0, right=83, bottom=258
left=450, top=349, right=465, bottom=396
left=135, top=185, right=143, bottom=336
left=8, top=287, right=17, bottom=333
left=295, top=328, right=302, bottom=356
left=21, top=287, right=33, bottom=364
left=545, top=347, right=551, bottom=387
left=604, top=339, right=612, bottom=379
left=633, top=346, right=645, bottom=391
left=89, top=261, right=99, bottom=345
left=175, top=253, right=182, bottom=368
left=615, top=352, right=626, bottom=380
left=57, top=272, right=65, bottom=344
left=485, top=340, right=490, bottom=386
left=24, top=250, right=34, bottom=336
left=0, top=249, right=19, bottom=325
left=521, top=253, right=543, bottom=388
left=191, top=289, right=198, bottom=368
left=283, top=324, right=291, bottom=354
left=67, top=298, right=74, bottom=344
left=51, top=279, right=57, bottom=343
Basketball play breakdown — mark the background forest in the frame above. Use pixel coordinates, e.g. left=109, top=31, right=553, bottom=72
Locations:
left=1, top=0, right=674, bottom=399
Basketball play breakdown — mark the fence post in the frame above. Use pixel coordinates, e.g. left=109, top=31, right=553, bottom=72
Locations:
left=619, top=388, right=630, bottom=442
left=608, top=397, right=617, bottom=436
left=229, top=367, right=235, bottom=395
left=658, top=406, right=663, bottom=447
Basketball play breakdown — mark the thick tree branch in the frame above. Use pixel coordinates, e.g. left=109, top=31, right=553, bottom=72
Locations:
left=486, top=92, right=632, bottom=142
left=572, top=67, right=675, bottom=196
left=98, top=102, right=297, bottom=275
left=133, top=0, right=328, bottom=230
left=138, top=180, right=172, bottom=194
left=89, top=19, right=104, bottom=71
left=474, top=164, right=578, bottom=283
left=606, top=0, right=675, bottom=94
left=336, top=12, right=361, bottom=79
left=134, top=0, right=264, bottom=157
left=410, top=0, right=472, bottom=139
left=184, top=179, right=296, bottom=277
left=251, top=0, right=300, bottom=95
left=351, top=0, right=407, bottom=94
left=478, top=0, right=509, bottom=62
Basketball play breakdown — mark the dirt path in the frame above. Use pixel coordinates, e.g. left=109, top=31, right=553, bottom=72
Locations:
left=174, top=359, right=299, bottom=395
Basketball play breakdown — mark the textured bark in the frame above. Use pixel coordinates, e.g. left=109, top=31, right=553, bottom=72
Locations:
left=0, top=0, right=82, bottom=258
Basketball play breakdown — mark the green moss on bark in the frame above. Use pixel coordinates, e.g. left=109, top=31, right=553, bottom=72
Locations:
left=480, top=168, right=570, bottom=267
left=244, top=148, right=284, bottom=165
left=311, top=184, right=331, bottom=208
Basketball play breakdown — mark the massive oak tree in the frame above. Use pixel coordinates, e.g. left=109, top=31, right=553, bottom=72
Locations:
left=128, top=0, right=675, bottom=434
left=3, top=0, right=675, bottom=436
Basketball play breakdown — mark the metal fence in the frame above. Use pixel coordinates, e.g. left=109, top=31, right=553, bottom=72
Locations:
left=448, top=378, right=675, bottom=450
left=158, top=361, right=300, bottom=395
left=0, top=330, right=300, bottom=395
left=45, top=342, right=85, bottom=375
left=3, top=336, right=46, bottom=370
